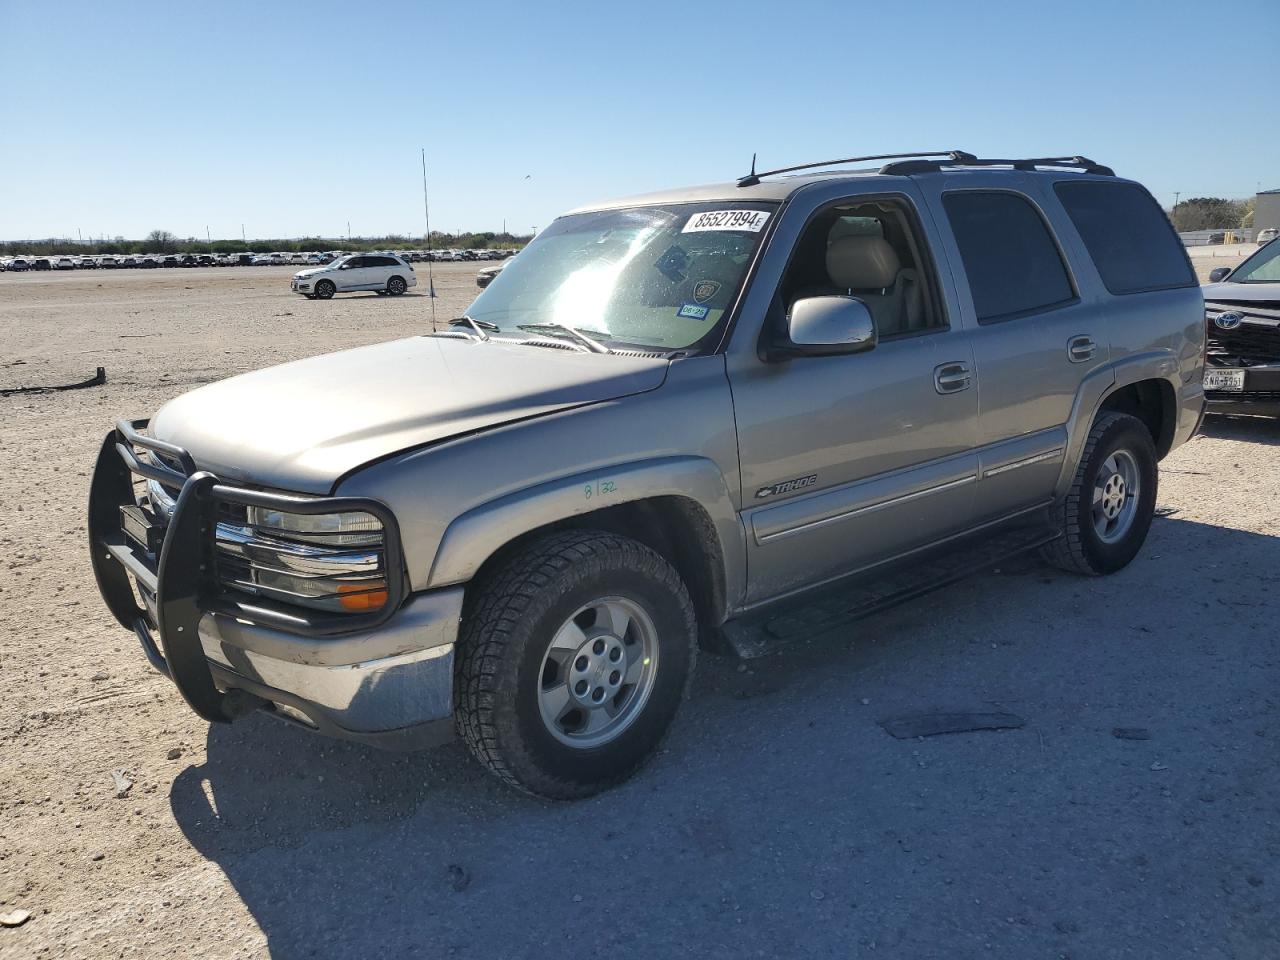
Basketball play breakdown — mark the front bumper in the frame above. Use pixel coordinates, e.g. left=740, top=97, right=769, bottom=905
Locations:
left=88, top=419, right=460, bottom=749
left=291, top=279, right=313, bottom=292
left=1205, top=361, right=1280, bottom=418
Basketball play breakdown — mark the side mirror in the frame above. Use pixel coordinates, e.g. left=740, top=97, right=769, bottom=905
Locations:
left=766, top=295, right=877, bottom=360
left=1208, top=267, right=1231, bottom=283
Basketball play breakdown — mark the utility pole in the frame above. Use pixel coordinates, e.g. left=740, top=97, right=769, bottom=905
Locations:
left=1172, top=192, right=1180, bottom=228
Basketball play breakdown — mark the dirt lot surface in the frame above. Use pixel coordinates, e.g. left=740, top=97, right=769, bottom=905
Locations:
left=1, top=258, right=1278, bottom=959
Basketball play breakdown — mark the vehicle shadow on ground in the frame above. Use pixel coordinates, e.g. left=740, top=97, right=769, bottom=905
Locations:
left=169, top=513, right=1280, bottom=959
left=1200, top=413, right=1280, bottom=446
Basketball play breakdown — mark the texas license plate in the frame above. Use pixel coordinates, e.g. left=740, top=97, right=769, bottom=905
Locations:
left=1204, top=368, right=1244, bottom=392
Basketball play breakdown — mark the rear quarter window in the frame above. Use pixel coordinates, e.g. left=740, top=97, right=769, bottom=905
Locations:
left=1053, top=180, right=1195, bottom=295
left=942, top=190, right=1076, bottom=324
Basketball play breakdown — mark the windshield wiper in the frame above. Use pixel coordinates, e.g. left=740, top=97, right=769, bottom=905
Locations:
left=516, top=322, right=612, bottom=354
left=448, top=315, right=498, bottom=340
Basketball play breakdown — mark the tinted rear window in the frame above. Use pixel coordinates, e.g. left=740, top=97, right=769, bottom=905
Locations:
left=942, top=191, right=1075, bottom=323
left=1054, top=181, right=1195, bottom=295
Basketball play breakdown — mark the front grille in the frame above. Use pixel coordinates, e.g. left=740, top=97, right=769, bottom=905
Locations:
left=1206, top=324, right=1280, bottom=359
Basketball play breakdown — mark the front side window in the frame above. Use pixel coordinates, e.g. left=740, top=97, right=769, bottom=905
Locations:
left=943, top=191, right=1075, bottom=323
left=1054, top=180, right=1195, bottom=294
left=466, top=201, right=777, bottom=352
left=1225, top=240, right=1280, bottom=284
left=777, top=198, right=946, bottom=338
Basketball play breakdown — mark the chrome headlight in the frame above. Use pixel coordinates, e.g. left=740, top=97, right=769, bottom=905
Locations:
left=216, top=507, right=389, bottom=613
left=244, top=506, right=382, bottom=547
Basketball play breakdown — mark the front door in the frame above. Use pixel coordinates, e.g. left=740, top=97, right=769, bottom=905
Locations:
left=727, top=189, right=980, bottom=605
left=336, top=256, right=370, bottom=291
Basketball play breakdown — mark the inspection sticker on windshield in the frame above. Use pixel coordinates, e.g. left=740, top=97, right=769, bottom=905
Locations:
left=682, top=209, right=771, bottom=233
left=677, top=303, right=710, bottom=320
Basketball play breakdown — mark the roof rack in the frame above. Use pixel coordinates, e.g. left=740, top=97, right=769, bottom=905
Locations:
left=736, top=150, right=975, bottom=187
left=879, top=155, right=1115, bottom=177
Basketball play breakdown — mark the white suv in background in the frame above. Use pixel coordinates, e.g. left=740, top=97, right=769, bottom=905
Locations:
left=291, top=253, right=417, bottom=300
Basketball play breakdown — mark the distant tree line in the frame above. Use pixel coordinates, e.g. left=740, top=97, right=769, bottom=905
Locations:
left=1, top=229, right=532, bottom=257
left=1169, top=197, right=1256, bottom=233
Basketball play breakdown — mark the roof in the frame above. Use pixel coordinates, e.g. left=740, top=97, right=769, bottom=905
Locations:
left=567, top=170, right=879, bottom=214
left=1259, top=187, right=1280, bottom=195
left=569, top=165, right=1118, bottom=215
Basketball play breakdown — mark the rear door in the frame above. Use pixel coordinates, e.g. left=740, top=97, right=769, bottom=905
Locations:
left=368, top=255, right=398, bottom=289
left=915, top=175, right=1110, bottom=520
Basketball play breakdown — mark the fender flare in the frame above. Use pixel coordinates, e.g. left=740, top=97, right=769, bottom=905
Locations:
left=426, top=455, right=746, bottom=611
left=1054, top=350, right=1180, bottom=497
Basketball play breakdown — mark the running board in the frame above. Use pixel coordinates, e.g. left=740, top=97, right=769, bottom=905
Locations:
left=722, top=526, right=1060, bottom=659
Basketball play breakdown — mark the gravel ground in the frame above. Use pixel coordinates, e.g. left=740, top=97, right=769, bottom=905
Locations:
left=1, top=256, right=1277, bottom=960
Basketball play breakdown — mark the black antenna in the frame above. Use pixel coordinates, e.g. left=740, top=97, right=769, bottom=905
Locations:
left=738, top=150, right=972, bottom=187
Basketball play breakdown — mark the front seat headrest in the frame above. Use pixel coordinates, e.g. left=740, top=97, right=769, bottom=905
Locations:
left=826, top=234, right=900, bottom=290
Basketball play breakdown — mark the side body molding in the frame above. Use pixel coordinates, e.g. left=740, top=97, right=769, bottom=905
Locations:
left=427, top=456, right=747, bottom=616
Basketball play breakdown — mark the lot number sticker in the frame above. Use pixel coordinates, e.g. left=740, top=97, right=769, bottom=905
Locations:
left=682, top=210, right=771, bottom=233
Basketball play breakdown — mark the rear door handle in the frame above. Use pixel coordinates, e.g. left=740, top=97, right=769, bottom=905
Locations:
left=1068, top=335, right=1096, bottom=363
left=934, top=361, right=972, bottom=395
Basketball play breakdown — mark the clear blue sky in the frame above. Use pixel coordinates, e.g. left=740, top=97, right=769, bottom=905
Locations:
left=1, top=0, right=1276, bottom=242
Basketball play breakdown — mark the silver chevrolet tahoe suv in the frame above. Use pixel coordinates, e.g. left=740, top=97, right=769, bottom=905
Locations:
left=89, top=151, right=1206, bottom=799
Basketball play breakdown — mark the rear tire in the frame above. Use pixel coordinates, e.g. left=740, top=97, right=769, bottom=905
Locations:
left=1041, top=411, right=1157, bottom=575
left=314, top=280, right=335, bottom=300
left=387, top=275, right=407, bottom=295
left=455, top=530, right=697, bottom=800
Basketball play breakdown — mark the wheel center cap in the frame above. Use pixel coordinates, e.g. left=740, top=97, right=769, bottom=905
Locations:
left=1102, top=473, right=1126, bottom=518
left=569, top=634, right=626, bottom=707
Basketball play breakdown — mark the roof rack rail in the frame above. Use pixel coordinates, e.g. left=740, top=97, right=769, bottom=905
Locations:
left=879, top=155, right=1115, bottom=177
left=737, top=150, right=975, bottom=187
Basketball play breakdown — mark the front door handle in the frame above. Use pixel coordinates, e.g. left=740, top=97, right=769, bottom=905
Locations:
left=934, top=361, right=972, bottom=395
left=1068, top=335, right=1097, bottom=363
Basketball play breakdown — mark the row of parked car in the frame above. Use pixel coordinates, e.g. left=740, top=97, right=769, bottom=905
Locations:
left=0, top=248, right=516, bottom=272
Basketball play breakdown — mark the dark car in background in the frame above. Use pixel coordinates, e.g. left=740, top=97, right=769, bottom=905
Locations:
left=1203, top=240, right=1280, bottom=416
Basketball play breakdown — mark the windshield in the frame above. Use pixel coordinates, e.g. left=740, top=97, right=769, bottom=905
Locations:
left=1227, top=241, right=1280, bottom=284
left=465, top=201, right=777, bottom=351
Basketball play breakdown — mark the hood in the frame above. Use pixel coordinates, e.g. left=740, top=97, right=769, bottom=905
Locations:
left=150, top=336, right=669, bottom=493
left=1201, top=281, right=1280, bottom=310
left=294, top=267, right=326, bottom=278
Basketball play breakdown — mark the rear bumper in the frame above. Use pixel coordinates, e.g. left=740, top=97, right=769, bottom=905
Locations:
left=1172, top=379, right=1207, bottom=449
left=89, top=419, right=460, bottom=749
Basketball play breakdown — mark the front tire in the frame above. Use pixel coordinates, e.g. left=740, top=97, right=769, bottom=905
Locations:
left=314, top=279, right=335, bottom=300
left=387, top=275, right=407, bottom=295
left=1041, top=411, right=1157, bottom=575
left=456, top=530, right=697, bottom=800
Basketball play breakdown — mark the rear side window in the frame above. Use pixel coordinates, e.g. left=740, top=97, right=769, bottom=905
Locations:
left=1054, top=181, right=1195, bottom=295
left=942, top=191, right=1075, bottom=323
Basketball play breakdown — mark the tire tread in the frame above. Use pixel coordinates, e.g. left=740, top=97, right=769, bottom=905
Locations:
left=1041, top=411, right=1152, bottom=575
left=455, top=530, right=695, bottom=799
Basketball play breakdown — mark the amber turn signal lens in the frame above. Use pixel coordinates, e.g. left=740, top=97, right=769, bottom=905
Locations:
left=337, top=583, right=388, bottom=611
